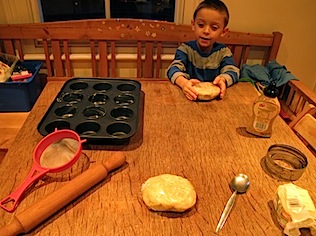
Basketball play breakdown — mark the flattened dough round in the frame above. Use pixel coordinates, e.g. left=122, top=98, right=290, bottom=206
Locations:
left=141, top=174, right=197, bottom=212
left=193, top=82, right=220, bottom=100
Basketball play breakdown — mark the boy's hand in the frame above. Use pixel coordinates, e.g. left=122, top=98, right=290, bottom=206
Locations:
left=183, top=79, right=201, bottom=101
left=175, top=76, right=200, bottom=101
left=213, top=76, right=227, bottom=99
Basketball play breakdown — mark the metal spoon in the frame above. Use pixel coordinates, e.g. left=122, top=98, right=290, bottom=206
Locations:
left=215, top=174, right=250, bottom=234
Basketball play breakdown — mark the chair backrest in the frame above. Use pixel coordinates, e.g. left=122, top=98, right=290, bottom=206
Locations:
left=279, top=80, right=316, bottom=121
left=289, top=104, right=316, bottom=155
left=0, top=19, right=282, bottom=80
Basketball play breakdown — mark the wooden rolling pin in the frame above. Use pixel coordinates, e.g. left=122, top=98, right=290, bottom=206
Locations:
left=0, top=152, right=126, bottom=236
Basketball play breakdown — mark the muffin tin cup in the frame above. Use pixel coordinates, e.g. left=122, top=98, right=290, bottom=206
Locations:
left=37, top=78, right=142, bottom=144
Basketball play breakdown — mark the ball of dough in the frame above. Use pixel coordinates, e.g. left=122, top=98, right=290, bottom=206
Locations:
left=141, top=174, right=197, bottom=212
left=193, top=82, right=220, bottom=101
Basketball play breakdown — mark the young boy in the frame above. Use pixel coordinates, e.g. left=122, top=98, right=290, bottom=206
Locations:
left=167, top=0, right=239, bottom=101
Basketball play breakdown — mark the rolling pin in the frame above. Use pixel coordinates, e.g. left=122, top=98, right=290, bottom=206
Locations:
left=0, top=151, right=126, bottom=236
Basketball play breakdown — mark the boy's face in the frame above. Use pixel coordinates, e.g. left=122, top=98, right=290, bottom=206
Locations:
left=191, top=8, right=228, bottom=52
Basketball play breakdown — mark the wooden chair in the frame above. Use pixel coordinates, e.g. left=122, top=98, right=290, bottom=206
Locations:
left=289, top=104, right=316, bottom=156
left=0, top=19, right=282, bottom=80
left=279, top=80, right=316, bottom=122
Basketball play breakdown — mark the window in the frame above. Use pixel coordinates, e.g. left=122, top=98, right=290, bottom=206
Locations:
left=39, top=0, right=176, bottom=22
left=110, top=0, right=175, bottom=22
left=40, top=0, right=105, bottom=22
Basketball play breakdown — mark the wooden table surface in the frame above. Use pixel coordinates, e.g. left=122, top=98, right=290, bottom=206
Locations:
left=0, top=79, right=315, bottom=236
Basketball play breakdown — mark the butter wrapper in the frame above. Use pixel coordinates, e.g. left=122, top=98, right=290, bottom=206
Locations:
left=273, top=183, right=316, bottom=236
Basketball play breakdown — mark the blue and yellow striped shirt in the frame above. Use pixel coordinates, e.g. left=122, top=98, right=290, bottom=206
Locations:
left=167, top=40, right=240, bottom=86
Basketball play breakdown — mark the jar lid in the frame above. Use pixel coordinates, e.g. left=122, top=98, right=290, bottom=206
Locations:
left=261, top=144, right=308, bottom=181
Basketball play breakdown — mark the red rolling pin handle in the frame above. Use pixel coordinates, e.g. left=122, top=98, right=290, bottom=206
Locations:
left=0, top=152, right=126, bottom=236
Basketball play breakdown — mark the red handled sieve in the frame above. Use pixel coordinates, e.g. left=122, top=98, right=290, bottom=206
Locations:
left=0, top=129, right=86, bottom=212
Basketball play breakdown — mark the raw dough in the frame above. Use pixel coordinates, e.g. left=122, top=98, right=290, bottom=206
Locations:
left=141, top=174, right=197, bottom=212
left=193, top=82, right=220, bottom=100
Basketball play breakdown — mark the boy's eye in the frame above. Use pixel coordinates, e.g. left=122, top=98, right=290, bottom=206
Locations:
left=211, top=25, right=219, bottom=30
left=198, top=23, right=204, bottom=28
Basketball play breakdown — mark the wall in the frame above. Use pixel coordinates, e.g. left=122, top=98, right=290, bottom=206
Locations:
left=1, top=0, right=316, bottom=92
left=0, top=0, right=6, bottom=23
left=183, top=0, right=316, bottom=92
left=0, top=0, right=37, bottom=23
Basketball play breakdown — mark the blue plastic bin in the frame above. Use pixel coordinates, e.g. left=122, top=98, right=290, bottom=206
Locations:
left=0, top=61, right=46, bottom=112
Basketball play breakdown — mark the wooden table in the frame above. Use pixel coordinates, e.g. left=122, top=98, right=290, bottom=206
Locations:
left=0, top=112, right=29, bottom=151
left=1, top=79, right=315, bottom=236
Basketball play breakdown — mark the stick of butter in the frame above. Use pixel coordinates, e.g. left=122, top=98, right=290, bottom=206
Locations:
left=273, top=183, right=316, bottom=236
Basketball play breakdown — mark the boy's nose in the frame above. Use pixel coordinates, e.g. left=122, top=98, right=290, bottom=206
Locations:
left=203, top=26, right=211, bottom=34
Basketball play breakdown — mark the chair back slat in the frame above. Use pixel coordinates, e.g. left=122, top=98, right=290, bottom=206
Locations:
left=98, top=40, right=108, bottom=77
left=90, top=40, right=97, bottom=77
left=15, top=40, right=23, bottom=61
left=144, top=42, right=154, bottom=78
left=110, top=41, right=116, bottom=77
left=51, top=40, right=63, bottom=76
left=155, top=42, right=162, bottom=78
left=3, top=39, right=15, bottom=55
left=232, top=45, right=243, bottom=68
left=137, top=41, right=142, bottom=78
left=63, top=40, right=72, bottom=77
left=242, top=46, right=250, bottom=65
left=43, top=39, right=53, bottom=77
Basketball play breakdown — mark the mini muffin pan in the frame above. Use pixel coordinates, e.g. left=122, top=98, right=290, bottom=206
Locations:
left=37, top=78, right=141, bottom=143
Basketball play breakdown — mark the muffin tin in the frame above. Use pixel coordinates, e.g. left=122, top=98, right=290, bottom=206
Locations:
left=37, top=78, right=142, bottom=144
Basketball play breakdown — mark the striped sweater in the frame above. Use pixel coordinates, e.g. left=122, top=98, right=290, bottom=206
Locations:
left=167, top=40, right=240, bottom=86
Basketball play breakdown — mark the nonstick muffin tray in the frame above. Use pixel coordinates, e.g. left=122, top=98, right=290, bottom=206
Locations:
left=37, top=78, right=142, bottom=143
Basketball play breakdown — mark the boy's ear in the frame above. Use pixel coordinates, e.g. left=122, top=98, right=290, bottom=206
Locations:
left=191, top=20, right=195, bottom=31
left=221, top=27, right=229, bottom=37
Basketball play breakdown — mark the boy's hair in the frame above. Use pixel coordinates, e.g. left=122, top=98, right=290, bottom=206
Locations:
left=193, top=0, right=230, bottom=27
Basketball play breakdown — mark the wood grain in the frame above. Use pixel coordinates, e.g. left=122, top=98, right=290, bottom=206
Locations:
left=0, top=112, right=29, bottom=151
left=0, top=79, right=315, bottom=236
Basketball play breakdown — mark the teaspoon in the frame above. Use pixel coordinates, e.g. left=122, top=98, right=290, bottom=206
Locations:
left=215, top=173, right=250, bottom=234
